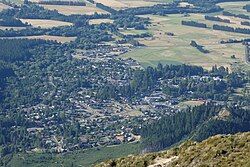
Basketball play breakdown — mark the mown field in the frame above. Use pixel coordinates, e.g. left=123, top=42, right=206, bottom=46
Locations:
left=121, top=10, right=250, bottom=69
left=4, top=143, right=140, bottom=167
left=41, top=3, right=109, bottom=15
left=20, top=19, right=73, bottom=28
left=218, top=1, right=250, bottom=16
left=94, top=0, right=172, bottom=9
left=89, top=18, right=114, bottom=25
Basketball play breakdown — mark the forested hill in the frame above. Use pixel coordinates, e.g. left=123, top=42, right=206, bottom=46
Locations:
left=96, top=132, right=250, bottom=167
left=138, top=104, right=250, bottom=152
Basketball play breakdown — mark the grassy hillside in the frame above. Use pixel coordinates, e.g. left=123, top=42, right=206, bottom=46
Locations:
left=96, top=132, right=250, bottom=167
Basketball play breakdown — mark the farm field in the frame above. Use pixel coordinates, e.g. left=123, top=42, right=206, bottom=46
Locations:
left=0, top=2, right=11, bottom=11
left=121, top=13, right=250, bottom=69
left=93, top=0, right=169, bottom=9
left=41, top=4, right=109, bottom=15
left=119, top=29, right=149, bottom=35
left=1, top=35, right=76, bottom=43
left=218, top=1, right=250, bottom=16
left=20, top=19, right=73, bottom=28
left=89, top=18, right=113, bottom=25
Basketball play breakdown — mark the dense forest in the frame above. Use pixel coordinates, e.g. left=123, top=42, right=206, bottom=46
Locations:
left=139, top=104, right=250, bottom=151
left=0, top=39, right=52, bottom=62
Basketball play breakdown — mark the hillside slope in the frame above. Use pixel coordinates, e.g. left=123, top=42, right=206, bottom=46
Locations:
left=96, top=132, right=250, bottom=167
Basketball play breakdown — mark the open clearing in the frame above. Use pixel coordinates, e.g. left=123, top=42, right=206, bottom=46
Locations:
left=121, top=13, right=250, bottom=69
left=41, top=4, right=108, bottom=15
left=0, top=2, right=11, bottom=11
left=1, top=35, right=76, bottom=43
left=89, top=18, right=113, bottom=25
left=178, top=100, right=205, bottom=109
left=119, top=29, right=148, bottom=35
left=20, top=19, right=73, bottom=28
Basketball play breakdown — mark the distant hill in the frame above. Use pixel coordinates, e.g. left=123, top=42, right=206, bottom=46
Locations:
left=95, top=132, right=250, bottom=167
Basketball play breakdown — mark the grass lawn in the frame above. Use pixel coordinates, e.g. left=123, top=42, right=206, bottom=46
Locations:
left=6, top=142, right=140, bottom=167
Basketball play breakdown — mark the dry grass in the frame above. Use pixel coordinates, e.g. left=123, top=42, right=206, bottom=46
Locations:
left=41, top=4, right=109, bottom=15
left=218, top=1, right=250, bottom=16
left=120, top=0, right=161, bottom=8
left=89, top=19, right=113, bottom=25
left=178, top=2, right=194, bottom=8
left=94, top=0, right=127, bottom=8
left=1, top=35, right=76, bottom=43
left=96, top=132, right=250, bottom=167
left=178, top=100, right=205, bottom=108
left=20, top=19, right=73, bottom=28
left=0, top=2, right=11, bottom=11
left=94, top=0, right=163, bottom=9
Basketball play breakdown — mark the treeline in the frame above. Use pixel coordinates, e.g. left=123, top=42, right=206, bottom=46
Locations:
left=0, top=27, right=46, bottom=37
left=38, top=0, right=86, bottom=6
left=213, top=24, right=250, bottom=34
left=205, top=15, right=230, bottom=23
left=96, top=3, right=117, bottom=14
left=0, top=4, right=148, bottom=30
left=0, top=4, right=65, bottom=20
left=241, top=21, right=250, bottom=26
left=120, top=2, right=222, bottom=16
left=220, top=38, right=243, bottom=44
left=190, top=40, right=209, bottom=53
left=181, top=20, right=207, bottom=28
left=0, top=17, right=28, bottom=27
left=0, top=4, right=105, bottom=22
left=86, top=0, right=95, bottom=4
left=223, top=11, right=250, bottom=20
left=187, top=0, right=246, bottom=7
left=243, top=4, right=250, bottom=12
left=139, top=104, right=250, bottom=152
left=112, top=14, right=149, bottom=29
